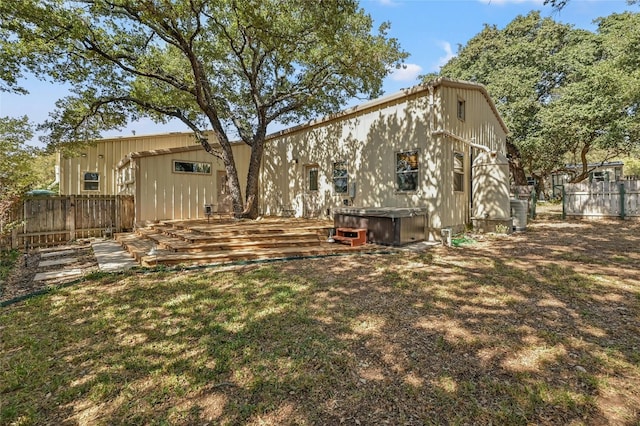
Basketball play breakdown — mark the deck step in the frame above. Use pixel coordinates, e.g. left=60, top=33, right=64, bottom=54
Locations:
left=140, top=243, right=371, bottom=267
left=161, top=228, right=324, bottom=243
left=121, top=218, right=380, bottom=267
left=116, top=233, right=157, bottom=262
left=169, top=238, right=322, bottom=253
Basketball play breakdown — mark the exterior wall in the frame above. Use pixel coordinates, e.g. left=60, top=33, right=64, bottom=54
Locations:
left=436, top=84, right=507, bottom=153
left=59, top=132, right=202, bottom=196
left=120, top=144, right=250, bottom=225
left=261, top=91, right=433, bottom=219
left=261, top=80, right=508, bottom=238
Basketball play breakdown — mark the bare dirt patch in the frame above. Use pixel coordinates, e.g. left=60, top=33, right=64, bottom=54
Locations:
left=0, top=242, right=98, bottom=303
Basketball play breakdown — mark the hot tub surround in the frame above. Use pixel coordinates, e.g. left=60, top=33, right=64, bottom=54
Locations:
left=333, top=207, right=428, bottom=246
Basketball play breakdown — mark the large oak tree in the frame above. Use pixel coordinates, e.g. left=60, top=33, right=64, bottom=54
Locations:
left=433, top=11, right=640, bottom=189
left=1, top=0, right=406, bottom=218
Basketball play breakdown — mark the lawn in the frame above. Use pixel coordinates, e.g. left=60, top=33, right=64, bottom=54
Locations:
left=1, top=216, right=639, bottom=425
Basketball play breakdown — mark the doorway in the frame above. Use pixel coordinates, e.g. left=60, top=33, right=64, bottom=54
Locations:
left=304, top=164, right=320, bottom=218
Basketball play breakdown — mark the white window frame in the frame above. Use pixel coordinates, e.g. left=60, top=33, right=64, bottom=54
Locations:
left=82, top=171, right=100, bottom=192
left=454, top=152, right=465, bottom=192
left=332, top=161, right=348, bottom=194
left=457, top=98, right=466, bottom=121
left=395, top=149, right=420, bottom=193
left=306, top=165, right=319, bottom=192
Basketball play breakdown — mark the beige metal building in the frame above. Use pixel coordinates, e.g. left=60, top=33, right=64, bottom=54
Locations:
left=58, top=78, right=511, bottom=237
left=57, top=131, right=251, bottom=225
left=260, top=78, right=510, bottom=238
left=58, top=132, right=199, bottom=195
left=116, top=144, right=250, bottom=224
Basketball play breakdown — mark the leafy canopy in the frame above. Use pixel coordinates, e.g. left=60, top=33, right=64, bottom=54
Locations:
left=1, top=0, right=406, bottom=217
left=435, top=11, right=640, bottom=184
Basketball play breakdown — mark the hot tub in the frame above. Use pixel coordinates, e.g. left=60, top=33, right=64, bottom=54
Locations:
left=333, top=207, right=428, bottom=246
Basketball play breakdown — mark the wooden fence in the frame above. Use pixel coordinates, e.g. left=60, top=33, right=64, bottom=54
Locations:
left=563, top=181, right=640, bottom=219
left=4, top=195, right=134, bottom=249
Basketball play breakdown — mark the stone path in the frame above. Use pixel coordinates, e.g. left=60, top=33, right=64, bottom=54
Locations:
left=32, top=244, right=96, bottom=285
left=91, top=239, right=138, bottom=272
left=33, top=240, right=137, bottom=286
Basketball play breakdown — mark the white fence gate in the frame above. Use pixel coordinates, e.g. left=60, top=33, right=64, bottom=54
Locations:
left=563, top=181, right=640, bottom=219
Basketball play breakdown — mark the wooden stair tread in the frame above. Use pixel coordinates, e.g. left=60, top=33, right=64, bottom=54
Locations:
left=116, top=233, right=156, bottom=261
left=169, top=238, right=322, bottom=252
left=165, top=229, right=322, bottom=242
left=141, top=243, right=374, bottom=266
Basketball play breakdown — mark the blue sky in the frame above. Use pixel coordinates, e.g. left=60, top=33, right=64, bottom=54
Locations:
left=0, top=0, right=635, bottom=146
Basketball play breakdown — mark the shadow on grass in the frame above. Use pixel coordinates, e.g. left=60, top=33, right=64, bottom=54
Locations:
left=1, top=220, right=639, bottom=424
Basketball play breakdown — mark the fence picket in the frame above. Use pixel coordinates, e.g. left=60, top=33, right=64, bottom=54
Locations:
left=3, top=195, right=134, bottom=249
left=564, top=181, right=640, bottom=219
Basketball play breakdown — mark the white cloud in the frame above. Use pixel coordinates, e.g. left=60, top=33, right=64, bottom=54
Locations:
left=429, top=41, right=456, bottom=72
left=389, top=63, right=423, bottom=82
left=378, top=0, right=399, bottom=6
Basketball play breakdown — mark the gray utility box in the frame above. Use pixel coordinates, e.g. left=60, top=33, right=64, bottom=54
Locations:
left=333, top=207, right=428, bottom=246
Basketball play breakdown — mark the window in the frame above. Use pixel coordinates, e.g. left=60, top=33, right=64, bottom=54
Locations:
left=457, top=98, right=466, bottom=121
left=173, top=160, right=212, bottom=174
left=83, top=172, right=100, bottom=191
left=333, top=161, right=348, bottom=194
left=396, top=150, right=419, bottom=192
left=453, top=152, right=464, bottom=192
left=307, top=165, right=319, bottom=192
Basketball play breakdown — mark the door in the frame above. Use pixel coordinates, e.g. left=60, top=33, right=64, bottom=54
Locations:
left=304, top=165, right=320, bottom=218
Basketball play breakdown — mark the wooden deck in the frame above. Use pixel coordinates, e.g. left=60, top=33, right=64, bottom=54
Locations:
left=115, top=217, right=383, bottom=267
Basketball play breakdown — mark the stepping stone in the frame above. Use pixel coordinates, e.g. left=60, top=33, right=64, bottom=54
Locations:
left=38, top=257, right=77, bottom=268
left=91, top=240, right=137, bottom=272
left=33, top=269, right=84, bottom=282
left=40, top=249, right=76, bottom=259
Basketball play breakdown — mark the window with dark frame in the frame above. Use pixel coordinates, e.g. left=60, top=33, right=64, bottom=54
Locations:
left=457, top=98, right=466, bottom=121
left=307, top=166, right=319, bottom=192
left=396, top=150, right=419, bottom=192
left=83, top=171, right=100, bottom=191
left=453, top=152, right=464, bottom=192
left=173, top=160, right=212, bottom=174
left=332, top=161, right=348, bottom=194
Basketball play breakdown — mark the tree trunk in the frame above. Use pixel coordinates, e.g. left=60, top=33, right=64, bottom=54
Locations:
left=240, top=137, right=266, bottom=219
left=201, top=128, right=245, bottom=217
left=569, top=142, right=592, bottom=183
left=507, top=140, right=528, bottom=185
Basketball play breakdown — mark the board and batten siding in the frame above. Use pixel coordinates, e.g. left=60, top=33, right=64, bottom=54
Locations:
left=58, top=132, right=202, bottom=196
left=121, top=144, right=251, bottom=224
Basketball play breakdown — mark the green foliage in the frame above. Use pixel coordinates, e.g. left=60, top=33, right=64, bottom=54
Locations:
left=435, top=11, right=640, bottom=185
left=435, top=12, right=578, bottom=181
left=1, top=0, right=407, bottom=218
left=622, top=156, right=640, bottom=177
left=0, top=116, right=38, bottom=235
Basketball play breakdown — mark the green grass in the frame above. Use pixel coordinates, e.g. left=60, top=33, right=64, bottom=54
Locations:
left=1, top=227, right=639, bottom=425
left=452, top=236, right=477, bottom=247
